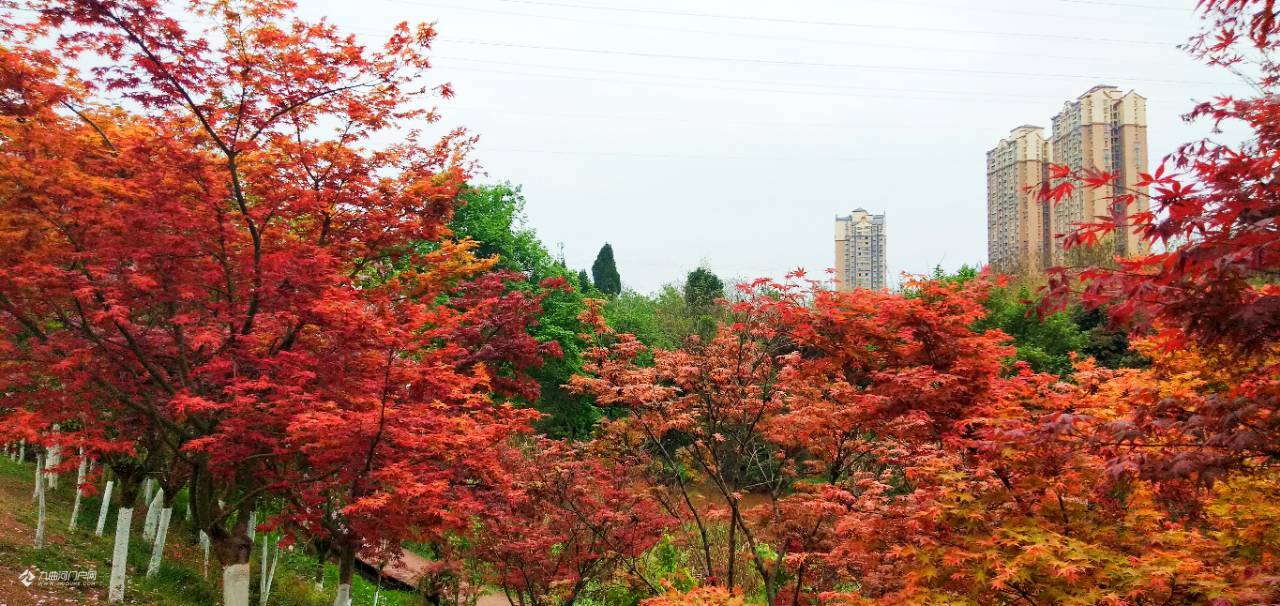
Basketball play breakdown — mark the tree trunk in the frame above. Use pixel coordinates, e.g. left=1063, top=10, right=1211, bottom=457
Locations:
left=143, top=477, right=154, bottom=504
left=146, top=506, right=172, bottom=577
left=313, top=542, right=330, bottom=590
left=246, top=509, right=257, bottom=542
left=95, top=480, right=115, bottom=536
left=45, top=442, right=60, bottom=490
left=333, top=545, right=355, bottom=606
left=726, top=514, right=737, bottom=590
left=17, top=439, right=24, bottom=462
left=69, top=451, right=87, bottom=531
left=211, top=503, right=254, bottom=606
left=34, top=452, right=46, bottom=548
left=143, top=487, right=164, bottom=542
left=108, top=507, right=133, bottom=603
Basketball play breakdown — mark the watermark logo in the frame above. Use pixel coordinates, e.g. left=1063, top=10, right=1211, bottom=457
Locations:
left=18, top=567, right=97, bottom=588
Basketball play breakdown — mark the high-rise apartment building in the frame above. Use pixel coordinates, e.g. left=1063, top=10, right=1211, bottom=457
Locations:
left=834, top=209, right=887, bottom=291
left=987, top=125, right=1051, bottom=273
left=1049, top=85, right=1148, bottom=263
left=986, top=85, right=1149, bottom=272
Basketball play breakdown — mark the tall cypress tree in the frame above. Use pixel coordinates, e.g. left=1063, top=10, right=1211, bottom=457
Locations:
left=591, top=243, right=622, bottom=295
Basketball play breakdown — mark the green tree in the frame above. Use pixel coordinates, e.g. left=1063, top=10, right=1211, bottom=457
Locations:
left=453, top=184, right=556, bottom=278
left=591, top=243, right=622, bottom=295
left=576, top=269, right=592, bottom=292
left=929, top=266, right=1144, bottom=375
left=684, top=267, right=725, bottom=342
left=604, top=285, right=697, bottom=350
left=974, top=284, right=1085, bottom=376
left=684, top=267, right=724, bottom=309
left=449, top=183, right=604, bottom=438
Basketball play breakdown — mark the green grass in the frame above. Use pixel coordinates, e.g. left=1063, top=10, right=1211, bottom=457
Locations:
left=0, top=454, right=423, bottom=605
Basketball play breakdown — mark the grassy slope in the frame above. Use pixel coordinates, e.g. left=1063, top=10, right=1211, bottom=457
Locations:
left=0, top=455, right=418, bottom=606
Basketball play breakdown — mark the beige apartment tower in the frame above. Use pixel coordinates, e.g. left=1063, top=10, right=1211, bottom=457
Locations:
left=834, top=209, right=887, bottom=291
left=987, top=125, right=1052, bottom=273
left=987, top=85, right=1149, bottom=273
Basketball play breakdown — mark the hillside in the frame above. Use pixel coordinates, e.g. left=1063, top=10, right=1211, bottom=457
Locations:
left=0, top=456, right=418, bottom=606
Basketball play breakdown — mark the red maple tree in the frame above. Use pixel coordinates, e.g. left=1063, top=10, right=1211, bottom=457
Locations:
left=0, top=1, right=552, bottom=603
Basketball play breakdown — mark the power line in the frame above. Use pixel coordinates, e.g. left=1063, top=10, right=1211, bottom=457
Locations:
left=480, top=146, right=886, bottom=162
left=484, top=0, right=1175, bottom=45
left=1049, top=0, right=1190, bottom=10
left=387, top=0, right=1180, bottom=29
left=440, top=38, right=1227, bottom=85
left=384, top=0, right=1190, bottom=66
left=434, top=56, right=1077, bottom=100
left=450, top=104, right=1007, bottom=130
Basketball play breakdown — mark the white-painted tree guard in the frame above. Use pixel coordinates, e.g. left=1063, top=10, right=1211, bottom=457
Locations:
left=333, top=583, right=352, bottom=606
left=34, top=452, right=45, bottom=548
left=143, top=487, right=163, bottom=542
left=95, top=480, right=114, bottom=536
left=146, top=507, right=172, bottom=577
left=223, top=562, right=251, bottom=606
left=45, top=442, right=59, bottom=490
left=69, top=451, right=87, bottom=531
left=108, top=507, right=132, bottom=603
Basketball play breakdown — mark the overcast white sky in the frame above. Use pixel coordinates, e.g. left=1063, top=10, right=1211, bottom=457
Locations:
left=295, top=0, right=1246, bottom=293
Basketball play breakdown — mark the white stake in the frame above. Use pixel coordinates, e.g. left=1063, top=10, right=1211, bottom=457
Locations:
left=108, top=507, right=133, bottom=603
left=199, top=530, right=210, bottom=578
left=146, top=506, right=172, bottom=577
left=95, top=480, right=114, bottom=536
left=265, top=543, right=280, bottom=606
left=246, top=510, right=257, bottom=542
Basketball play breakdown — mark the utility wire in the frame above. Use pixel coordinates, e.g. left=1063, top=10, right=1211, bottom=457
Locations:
left=449, top=104, right=1007, bottom=131
left=440, top=63, right=1070, bottom=105
left=481, top=0, right=1175, bottom=45
left=439, top=38, right=1226, bottom=85
left=1050, top=0, right=1190, bottom=10
left=386, top=0, right=1179, bottom=28
left=383, top=0, right=1190, bottom=66
left=433, top=56, right=1075, bottom=100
